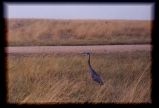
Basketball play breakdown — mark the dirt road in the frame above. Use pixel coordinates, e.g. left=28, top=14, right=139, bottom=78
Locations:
left=6, top=45, right=151, bottom=54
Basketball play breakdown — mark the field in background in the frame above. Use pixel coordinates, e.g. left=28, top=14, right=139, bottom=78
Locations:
left=7, top=51, right=151, bottom=103
left=7, top=19, right=151, bottom=46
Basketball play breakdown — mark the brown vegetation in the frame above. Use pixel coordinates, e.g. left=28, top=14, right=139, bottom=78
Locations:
left=7, top=51, right=151, bottom=103
left=7, top=19, right=151, bottom=46
left=7, top=19, right=152, bottom=104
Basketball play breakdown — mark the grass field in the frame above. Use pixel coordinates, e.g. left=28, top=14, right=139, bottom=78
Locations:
left=7, top=50, right=151, bottom=103
left=7, top=19, right=151, bottom=46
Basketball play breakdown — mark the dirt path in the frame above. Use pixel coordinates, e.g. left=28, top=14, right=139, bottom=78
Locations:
left=6, top=45, right=151, bottom=54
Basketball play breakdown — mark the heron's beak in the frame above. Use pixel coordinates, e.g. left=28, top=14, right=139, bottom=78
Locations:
left=81, top=52, right=86, bottom=55
left=80, top=52, right=92, bottom=55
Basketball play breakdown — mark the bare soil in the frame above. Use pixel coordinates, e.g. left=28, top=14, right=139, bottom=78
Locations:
left=6, top=45, right=151, bottom=55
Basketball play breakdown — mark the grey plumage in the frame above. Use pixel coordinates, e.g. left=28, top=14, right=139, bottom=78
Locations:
left=82, top=52, right=104, bottom=85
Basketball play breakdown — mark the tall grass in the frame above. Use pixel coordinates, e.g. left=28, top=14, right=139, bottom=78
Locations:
left=7, top=19, right=151, bottom=46
left=7, top=51, right=151, bottom=103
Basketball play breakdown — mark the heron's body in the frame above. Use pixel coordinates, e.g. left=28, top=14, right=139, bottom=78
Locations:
left=89, top=67, right=104, bottom=85
left=84, top=52, right=104, bottom=85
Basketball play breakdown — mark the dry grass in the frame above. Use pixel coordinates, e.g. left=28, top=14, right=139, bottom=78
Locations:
left=7, top=51, right=151, bottom=103
left=7, top=19, right=151, bottom=46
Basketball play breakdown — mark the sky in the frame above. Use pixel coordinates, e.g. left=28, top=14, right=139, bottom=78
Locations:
left=5, top=3, right=154, bottom=20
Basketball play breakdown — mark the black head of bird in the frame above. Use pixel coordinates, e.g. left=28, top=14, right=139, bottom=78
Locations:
left=81, top=52, right=92, bottom=56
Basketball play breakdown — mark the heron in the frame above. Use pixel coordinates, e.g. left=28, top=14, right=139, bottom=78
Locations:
left=81, top=52, right=104, bottom=85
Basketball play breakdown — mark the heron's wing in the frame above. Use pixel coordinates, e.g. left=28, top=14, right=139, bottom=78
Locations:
left=88, top=67, right=104, bottom=84
left=89, top=67, right=98, bottom=75
left=92, top=73, right=104, bottom=84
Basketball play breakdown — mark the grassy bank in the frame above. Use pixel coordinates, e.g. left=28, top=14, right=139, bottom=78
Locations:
left=7, top=19, right=151, bottom=46
left=7, top=51, right=151, bottom=103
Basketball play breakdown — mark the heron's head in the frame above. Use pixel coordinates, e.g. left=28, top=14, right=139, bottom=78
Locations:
left=81, top=52, right=92, bottom=56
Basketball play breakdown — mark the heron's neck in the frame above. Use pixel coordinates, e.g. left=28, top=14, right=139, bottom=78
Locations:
left=88, top=54, right=91, bottom=67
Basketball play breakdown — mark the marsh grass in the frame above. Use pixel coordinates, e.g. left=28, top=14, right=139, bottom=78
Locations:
left=7, top=51, right=151, bottom=103
left=7, top=19, right=151, bottom=46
